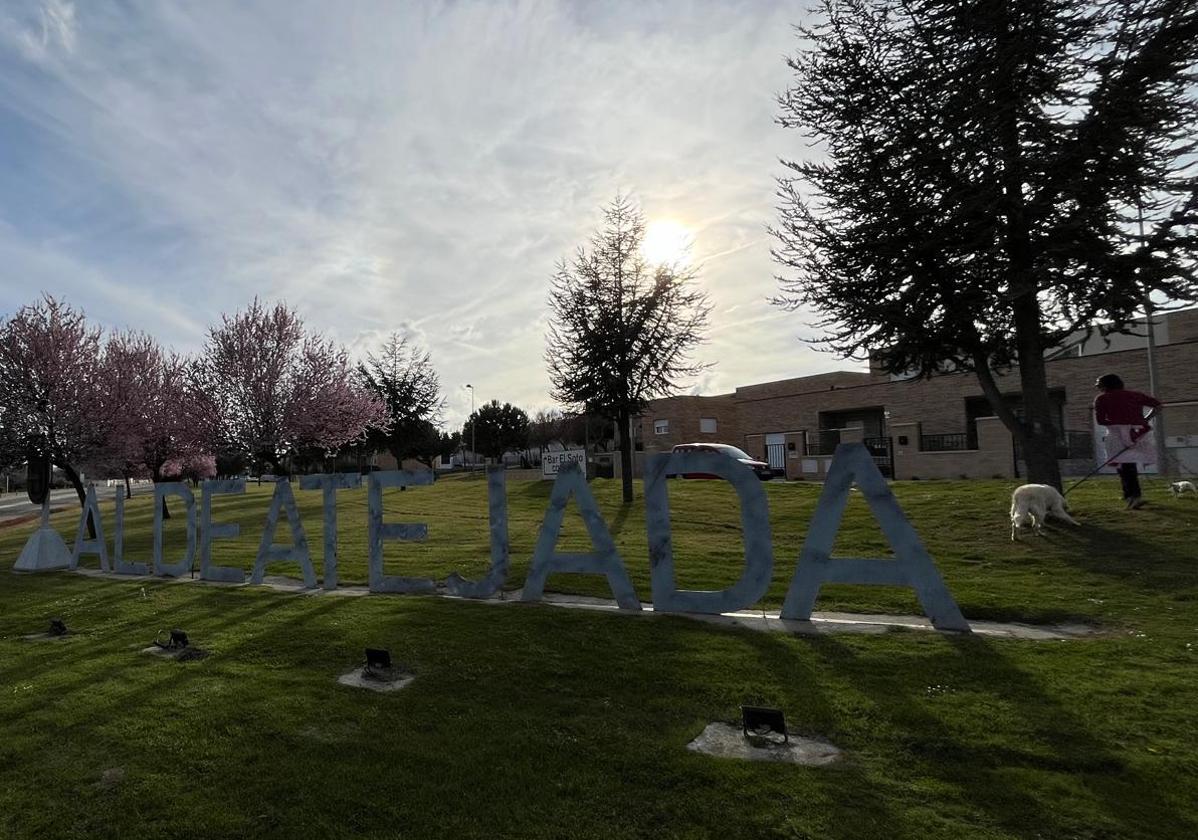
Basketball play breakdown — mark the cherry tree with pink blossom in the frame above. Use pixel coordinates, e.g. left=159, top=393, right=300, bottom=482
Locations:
left=97, top=330, right=205, bottom=515
left=161, top=453, right=217, bottom=487
left=0, top=296, right=105, bottom=525
left=99, top=335, right=165, bottom=472
left=191, top=299, right=386, bottom=474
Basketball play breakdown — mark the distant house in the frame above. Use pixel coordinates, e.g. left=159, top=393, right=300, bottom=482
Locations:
left=638, top=310, right=1198, bottom=480
left=370, top=452, right=434, bottom=473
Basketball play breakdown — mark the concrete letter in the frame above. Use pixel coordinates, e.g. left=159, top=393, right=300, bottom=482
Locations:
left=445, top=466, right=509, bottom=599
left=153, top=482, right=196, bottom=578
left=112, top=489, right=146, bottom=575
left=253, top=479, right=315, bottom=588
left=522, top=462, right=640, bottom=610
left=644, top=450, right=773, bottom=614
left=780, top=443, right=970, bottom=632
left=368, top=470, right=435, bottom=594
left=201, top=480, right=247, bottom=583
left=298, top=473, right=362, bottom=590
left=70, top=483, right=109, bottom=571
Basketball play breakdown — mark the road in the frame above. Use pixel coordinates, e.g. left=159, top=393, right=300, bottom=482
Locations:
left=0, top=485, right=152, bottom=523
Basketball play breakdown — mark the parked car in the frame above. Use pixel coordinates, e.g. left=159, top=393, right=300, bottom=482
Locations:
left=670, top=443, right=774, bottom=481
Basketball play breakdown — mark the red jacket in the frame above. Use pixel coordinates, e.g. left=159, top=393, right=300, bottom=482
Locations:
left=1094, top=389, right=1161, bottom=427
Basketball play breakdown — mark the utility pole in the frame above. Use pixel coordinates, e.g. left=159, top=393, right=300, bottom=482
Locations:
left=465, top=383, right=475, bottom=472
left=1138, top=203, right=1168, bottom=475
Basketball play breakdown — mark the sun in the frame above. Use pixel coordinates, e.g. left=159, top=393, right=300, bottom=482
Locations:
left=641, top=219, right=694, bottom=267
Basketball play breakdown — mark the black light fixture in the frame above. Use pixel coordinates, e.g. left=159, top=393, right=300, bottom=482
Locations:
left=155, top=628, right=190, bottom=650
left=48, top=618, right=68, bottom=637
left=364, top=647, right=392, bottom=678
left=741, top=705, right=788, bottom=744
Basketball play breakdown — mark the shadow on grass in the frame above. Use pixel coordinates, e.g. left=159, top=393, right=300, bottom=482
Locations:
left=0, top=582, right=332, bottom=713
left=1047, top=521, right=1197, bottom=592
left=515, top=481, right=552, bottom=501
left=684, top=621, right=907, bottom=833
left=798, top=631, right=1196, bottom=838
left=608, top=503, right=632, bottom=537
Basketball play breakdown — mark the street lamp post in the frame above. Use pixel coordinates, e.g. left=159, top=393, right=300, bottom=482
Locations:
left=465, top=384, right=475, bottom=471
left=1137, top=202, right=1168, bottom=475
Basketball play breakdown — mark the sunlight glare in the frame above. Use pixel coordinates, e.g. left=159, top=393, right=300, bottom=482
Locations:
left=641, top=219, right=694, bottom=267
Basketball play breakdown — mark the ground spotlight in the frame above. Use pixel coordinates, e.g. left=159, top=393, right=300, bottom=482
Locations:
left=155, top=628, right=190, bottom=650
left=741, top=705, right=788, bottom=744
left=364, top=647, right=392, bottom=678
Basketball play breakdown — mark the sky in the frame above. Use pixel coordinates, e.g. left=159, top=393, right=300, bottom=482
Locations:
left=0, top=0, right=855, bottom=429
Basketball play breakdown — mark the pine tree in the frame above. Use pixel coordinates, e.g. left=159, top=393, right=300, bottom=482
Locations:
left=546, top=196, right=711, bottom=502
left=773, top=0, right=1198, bottom=487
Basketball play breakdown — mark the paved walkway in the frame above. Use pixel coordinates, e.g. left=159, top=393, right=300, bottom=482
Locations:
left=0, top=485, right=155, bottom=527
left=59, top=567, right=1099, bottom=641
left=0, top=489, right=79, bottom=525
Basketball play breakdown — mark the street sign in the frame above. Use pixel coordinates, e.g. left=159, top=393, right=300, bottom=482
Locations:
left=541, top=449, right=585, bottom=479
left=26, top=452, right=51, bottom=506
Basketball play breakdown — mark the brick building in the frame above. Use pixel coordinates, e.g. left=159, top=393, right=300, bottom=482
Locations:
left=636, top=310, right=1198, bottom=480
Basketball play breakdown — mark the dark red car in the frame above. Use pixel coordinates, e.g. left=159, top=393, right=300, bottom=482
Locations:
left=670, top=443, right=774, bottom=480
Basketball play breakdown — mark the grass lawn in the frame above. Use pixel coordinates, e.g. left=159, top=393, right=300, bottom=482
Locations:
left=1, top=474, right=1196, bottom=839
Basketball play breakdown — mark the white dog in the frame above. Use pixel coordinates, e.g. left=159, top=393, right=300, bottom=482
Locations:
left=1170, top=480, right=1197, bottom=497
left=1010, top=484, right=1080, bottom=540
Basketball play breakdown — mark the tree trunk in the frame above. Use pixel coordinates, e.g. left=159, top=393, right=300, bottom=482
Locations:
left=989, top=5, right=1060, bottom=490
left=971, top=337, right=1061, bottom=490
left=617, top=408, right=634, bottom=504
left=124, top=474, right=133, bottom=500
left=1011, top=295, right=1062, bottom=489
left=152, top=469, right=171, bottom=520
left=59, top=461, right=96, bottom=539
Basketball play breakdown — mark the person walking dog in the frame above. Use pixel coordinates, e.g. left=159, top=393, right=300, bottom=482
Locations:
left=1093, top=374, right=1161, bottom=509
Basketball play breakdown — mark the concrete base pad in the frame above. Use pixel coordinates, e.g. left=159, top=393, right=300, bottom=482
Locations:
left=687, top=722, right=842, bottom=765
left=69, top=567, right=1097, bottom=640
left=13, top=526, right=71, bottom=572
left=337, top=666, right=414, bottom=693
left=21, top=632, right=71, bottom=642
left=517, top=591, right=1098, bottom=640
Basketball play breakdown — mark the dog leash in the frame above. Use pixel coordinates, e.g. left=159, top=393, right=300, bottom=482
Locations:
left=1062, top=443, right=1137, bottom=497
left=1062, top=410, right=1161, bottom=498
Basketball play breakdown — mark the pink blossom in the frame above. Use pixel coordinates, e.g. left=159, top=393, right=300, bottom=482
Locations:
left=192, top=299, right=387, bottom=468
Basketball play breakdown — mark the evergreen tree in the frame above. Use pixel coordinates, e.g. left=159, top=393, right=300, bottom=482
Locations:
left=463, top=401, right=530, bottom=462
left=773, top=0, right=1198, bottom=487
left=546, top=195, right=711, bottom=502
left=358, top=333, right=445, bottom=468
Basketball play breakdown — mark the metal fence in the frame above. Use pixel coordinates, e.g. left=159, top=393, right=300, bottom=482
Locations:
left=1013, top=429, right=1094, bottom=461
left=920, top=432, right=970, bottom=452
left=765, top=443, right=786, bottom=472
left=804, top=430, right=841, bottom=456
left=1061, top=430, right=1094, bottom=459
left=862, top=436, right=893, bottom=477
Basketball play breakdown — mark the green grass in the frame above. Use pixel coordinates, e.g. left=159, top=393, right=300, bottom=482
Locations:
left=1, top=475, right=1196, bottom=839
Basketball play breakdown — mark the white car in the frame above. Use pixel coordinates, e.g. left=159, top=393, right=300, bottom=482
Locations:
left=670, top=443, right=774, bottom=480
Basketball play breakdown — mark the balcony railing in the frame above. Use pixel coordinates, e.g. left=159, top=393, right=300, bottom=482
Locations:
left=920, top=433, right=970, bottom=452
left=1013, top=429, right=1095, bottom=461
left=1061, top=430, right=1094, bottom=459
left=804, top=430, right=841, bottom=456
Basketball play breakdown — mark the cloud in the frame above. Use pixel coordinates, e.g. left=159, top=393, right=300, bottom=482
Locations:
left=0, top=1, right=859, bottom=430
left=6, top=0, right=77, bottom=62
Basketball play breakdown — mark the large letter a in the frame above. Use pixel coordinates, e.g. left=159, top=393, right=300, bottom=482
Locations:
left=781, top=443, right=969, bottom=632
left=521, top=463, right=640, bottom=610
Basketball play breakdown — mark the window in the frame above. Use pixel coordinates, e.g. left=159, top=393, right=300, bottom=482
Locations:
left=654, top=419, right=669, bottom=435
left=699, top=417, right=717, bottom=433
